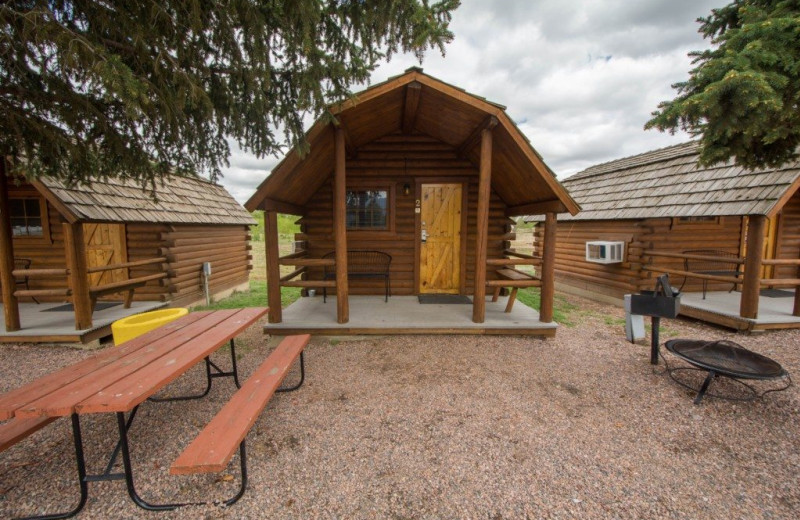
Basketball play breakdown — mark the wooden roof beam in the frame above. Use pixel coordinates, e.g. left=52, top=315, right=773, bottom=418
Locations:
left=457, top=115, right=498, bottom=158
left=505, top=199, right=568, bottom=217
left=262, top=198, right=306, bottom=216
left=402, top=81, right=422, bottom=134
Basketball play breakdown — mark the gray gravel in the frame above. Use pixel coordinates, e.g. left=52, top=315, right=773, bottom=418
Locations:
left=1, top=294, right=799, bottom=519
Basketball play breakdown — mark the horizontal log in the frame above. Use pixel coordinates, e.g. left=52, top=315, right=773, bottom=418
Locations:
left=12, top=268, right=69, bottom=277
left=485, top=279, right=541, bottom=288
left=277, top=250, right=309, bottom=260
left=485, top=258, right=542, bottom=266
left=279, top=258, right=336, bottom=267
left=643, top=266, right=739, bottom=284
left=761, top=258, right=800, bottom=266
left=281, top=280, right=337, bottom=288
left=14, top=288, right=72, bottom=297
left=644, top=250, right=745, bottom=263
left=87, top=256, right=167, bottom=274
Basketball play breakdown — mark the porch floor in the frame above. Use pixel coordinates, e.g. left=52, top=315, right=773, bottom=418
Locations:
left=0, top=301, right=168, bottom=344
left=679, top=289, right=800, bottom=331
left=264, top=295, right=558, bottom=336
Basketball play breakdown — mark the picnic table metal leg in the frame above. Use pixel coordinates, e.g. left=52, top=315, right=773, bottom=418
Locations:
left=16, top=414, right=88, bottom=520
left=115, top=411, right=247, bottom=511
left=276, top=351, right=306, bottom=393
left=149, top=339, right=241, bottom=402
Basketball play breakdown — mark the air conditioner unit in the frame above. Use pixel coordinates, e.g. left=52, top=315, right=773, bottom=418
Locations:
left=586, top=241, right=625, bottom=264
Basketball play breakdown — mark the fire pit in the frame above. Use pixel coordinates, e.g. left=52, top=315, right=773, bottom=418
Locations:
left=664, top=339, right=792, bottom=404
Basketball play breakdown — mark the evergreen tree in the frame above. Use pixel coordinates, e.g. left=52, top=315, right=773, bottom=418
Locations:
left=0, top=1, right=459, bottom=187
left=646, top=0, right=800, bottom=169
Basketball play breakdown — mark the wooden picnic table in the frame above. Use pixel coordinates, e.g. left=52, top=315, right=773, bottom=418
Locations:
left=0, top=307, right=268, bottom=519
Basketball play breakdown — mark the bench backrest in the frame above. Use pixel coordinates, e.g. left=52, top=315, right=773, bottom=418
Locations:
left=322, top=250, right=392, bottom=276
left=683, top=249, right=741, bottom=273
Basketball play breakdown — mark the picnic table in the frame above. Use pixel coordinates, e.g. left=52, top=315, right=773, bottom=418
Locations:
left=0, top=307, right=309, bottom=518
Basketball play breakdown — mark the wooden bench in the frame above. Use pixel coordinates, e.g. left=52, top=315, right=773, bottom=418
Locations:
left=322, top=250, right=392, bottom=302
left=681, top=249, right=741, bottom=299
left=170, top=333, right=310, bottom=476
left=490, top=268, right=541, bottom=312
left=0, top=416, right=57, bottom=453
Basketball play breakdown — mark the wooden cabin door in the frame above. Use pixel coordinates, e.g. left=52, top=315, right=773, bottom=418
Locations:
left=419, top=183, right=462, bottom=294
left=84, top=223, right=128, bottom=287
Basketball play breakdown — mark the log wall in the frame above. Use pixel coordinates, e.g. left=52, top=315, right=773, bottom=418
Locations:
left=297, top=133, right=510, bottom=296
left=535, top=216, right=745, bottom=299
left=775, top=190, right=800, bottom=280
left=160, top=224, right=252, bottom=307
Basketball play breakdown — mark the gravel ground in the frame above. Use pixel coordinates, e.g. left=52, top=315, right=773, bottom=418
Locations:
left=1, top=294, right=798, bottom=519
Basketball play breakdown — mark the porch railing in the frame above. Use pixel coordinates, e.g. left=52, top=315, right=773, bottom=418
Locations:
left=643, top=250, right=800, bottom=316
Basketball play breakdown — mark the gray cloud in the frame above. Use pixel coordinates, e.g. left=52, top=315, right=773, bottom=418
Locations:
left=219, top=0, right=723, bottom=203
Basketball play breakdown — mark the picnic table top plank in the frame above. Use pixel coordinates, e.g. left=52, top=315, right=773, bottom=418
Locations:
left=16, top=310, right=242, bottom=419
left=76, top=307, right=268, bottom=414
left=0, top=312, right=210, bottom=420
left=170, top=333, right=309, bottom=475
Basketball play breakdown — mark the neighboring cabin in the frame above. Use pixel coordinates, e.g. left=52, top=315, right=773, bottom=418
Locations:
left=527, top=141, right=800, bottom=331
left=1, top=173, right=254, bottom=339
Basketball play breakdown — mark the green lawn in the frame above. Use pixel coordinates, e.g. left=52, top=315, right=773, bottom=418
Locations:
left=191, top=280, right=300, bottom=311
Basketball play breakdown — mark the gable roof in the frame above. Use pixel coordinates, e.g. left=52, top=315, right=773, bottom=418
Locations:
left=530, top=141, right=800, bottom=222
left=245, top=67, right=579, bottom=217
left=33, top=175, right=254, bottom=226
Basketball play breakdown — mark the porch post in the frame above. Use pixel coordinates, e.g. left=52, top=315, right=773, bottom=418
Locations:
left=264, top=210, right=282, bottom=323
left=0, top=158, right=21, bottom=331
left=539, top=212, right=557, bottom=323
left=334, top=127, right=349, bottom=323
left=472, top=128, right=493, bottom=323
left=64, top=222, right=92, bottom=329
left=740, top=214, right=766, bottom=319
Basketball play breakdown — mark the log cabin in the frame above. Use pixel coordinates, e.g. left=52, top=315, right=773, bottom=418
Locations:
left=526, top=141, right=800, bottom=332
left=246, top=67, right=580, bottom=336
left=0, top=169, right=254, bottom=342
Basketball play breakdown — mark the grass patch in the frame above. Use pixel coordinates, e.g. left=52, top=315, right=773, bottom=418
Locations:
left=515, top=288, right=578, bottom=326
left=191, top=280, right=301, bottom=311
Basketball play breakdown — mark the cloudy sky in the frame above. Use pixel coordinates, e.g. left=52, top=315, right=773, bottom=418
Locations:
left=220, top=0, right=722, bottom=203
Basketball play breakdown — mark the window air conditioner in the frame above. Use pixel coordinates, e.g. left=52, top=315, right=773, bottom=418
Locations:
left=585, top=241, right=625, bottom=264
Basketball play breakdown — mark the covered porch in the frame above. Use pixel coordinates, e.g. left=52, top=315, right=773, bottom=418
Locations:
left=264, top=295, right=557, bottom=336
left=679, top=289, right=800, bottom=332
left=0, top=300, right=166, bottom=343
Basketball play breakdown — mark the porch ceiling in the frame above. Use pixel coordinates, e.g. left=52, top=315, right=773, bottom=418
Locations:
left=246, top=68, right=579, bottom=217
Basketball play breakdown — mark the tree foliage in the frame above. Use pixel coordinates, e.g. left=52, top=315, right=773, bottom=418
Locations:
left=0, top=0, right=459, bottom=187
left=646, top=0, right=800, bottom=169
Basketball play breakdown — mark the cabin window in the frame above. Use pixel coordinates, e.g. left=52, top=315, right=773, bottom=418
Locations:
left=9, top=198, right=44, bottom=237
left=346, top=189, right=389, bottom=230
left=672, top=216, right=722, bottom=229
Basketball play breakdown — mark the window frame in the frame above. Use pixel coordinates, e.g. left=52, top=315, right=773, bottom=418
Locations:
left=8, top=192, right=51, bottom=243
left=343, top=183, right=395, bottom=234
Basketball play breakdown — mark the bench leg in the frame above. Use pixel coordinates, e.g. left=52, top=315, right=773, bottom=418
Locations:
left=115, top=411, right=248, bottom=511
left=15, top=414, right=89, bottom=520
left=123, top=289, right=135, bottom=309
left=149, top=340, right=241, bottom=402
left=276, top=351, right=305, bottom=393
left=505, top=288, right=518, bottom=313
left=492, top=287, right=501, bottom=303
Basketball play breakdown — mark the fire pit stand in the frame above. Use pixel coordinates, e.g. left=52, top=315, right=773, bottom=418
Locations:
left=664, top=339, right=792, bottom=404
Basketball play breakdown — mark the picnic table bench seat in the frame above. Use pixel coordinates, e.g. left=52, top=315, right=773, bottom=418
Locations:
left=322, top=250, right=391, bottom=302
left=0, top=416, right=56, bottom=453
left=170, top=333, right=310, bottom=475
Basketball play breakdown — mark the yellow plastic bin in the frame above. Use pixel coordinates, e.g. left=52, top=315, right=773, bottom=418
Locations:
left=112, top=308, right=189, bottom=346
